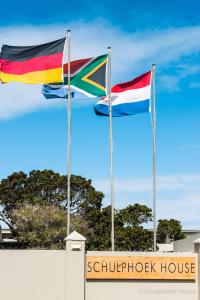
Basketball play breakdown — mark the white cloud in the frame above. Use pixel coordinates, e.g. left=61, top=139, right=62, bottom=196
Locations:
left=1, top=22, right=200, bottom=118
left=0, top=83, right=60, bottom=119
left=93, top=174, right=200, bottom=228
left=158, top=63, right=200, bottom=92
left=94, top=174, right=200, bottom=193
left=158, top=74, right=181, bottom=93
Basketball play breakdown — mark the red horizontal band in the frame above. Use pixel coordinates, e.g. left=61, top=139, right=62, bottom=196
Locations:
left=63, top=58, right=92, bottom=75
left=112, top=71, right=152, bottom=92
left=0, top=52, right=63, bottom=75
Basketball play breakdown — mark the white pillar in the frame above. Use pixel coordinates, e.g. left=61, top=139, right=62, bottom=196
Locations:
left=194, top=238, right=200, bottom=300
left=65, top=231, right=86, bottom=300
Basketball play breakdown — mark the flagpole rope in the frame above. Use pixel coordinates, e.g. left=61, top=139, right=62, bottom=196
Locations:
left=152, top=64, right=157, bottom=252
left=67, top=30, right=71, bottom=237
left=107, top=47, right=115, bottom=251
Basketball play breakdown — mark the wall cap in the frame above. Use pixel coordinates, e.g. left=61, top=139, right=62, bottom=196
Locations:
left=64, top=231, right=86, bottom=242
left=193, top=237, right=200, bottom=244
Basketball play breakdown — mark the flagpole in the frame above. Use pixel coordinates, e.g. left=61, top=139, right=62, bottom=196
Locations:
left=107, top=47, right=115, bottom=251
left=151, top=64, right=157, bottom=252
left=66, top=30, right=71, bottom=236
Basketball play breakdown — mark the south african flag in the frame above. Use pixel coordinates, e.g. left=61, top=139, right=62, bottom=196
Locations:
left=43, top=54, right=108, bottom=99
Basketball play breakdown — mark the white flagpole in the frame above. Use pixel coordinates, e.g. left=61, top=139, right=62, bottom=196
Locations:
left=66, top=30, right=71, bottom=236
left=107, top=47, right=115, bottom=251
left=151, top=64, right=157, bottom=251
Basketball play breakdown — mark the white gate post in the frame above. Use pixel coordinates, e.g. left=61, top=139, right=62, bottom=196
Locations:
left=65, top=231, right=86, bottom=300
left=194, top=238, right=200, bottom=300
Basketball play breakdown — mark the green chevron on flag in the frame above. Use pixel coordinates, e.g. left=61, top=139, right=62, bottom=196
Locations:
left=65, top=54, right=108, bottom=97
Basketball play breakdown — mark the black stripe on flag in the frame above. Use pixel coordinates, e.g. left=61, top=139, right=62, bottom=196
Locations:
left=0, top=38, right=65, bottom=62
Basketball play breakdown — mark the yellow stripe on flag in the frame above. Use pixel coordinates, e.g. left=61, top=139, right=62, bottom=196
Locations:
left=0, top=68, right=63, bottom=84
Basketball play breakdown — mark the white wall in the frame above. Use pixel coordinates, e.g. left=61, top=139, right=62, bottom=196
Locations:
left=174, top=233, right=200, bottom=252
left=87, top=281, right=197, bottom=300
left=0, top=250, right=66, bottom=300
left=0, top=241, right=198, bottom=300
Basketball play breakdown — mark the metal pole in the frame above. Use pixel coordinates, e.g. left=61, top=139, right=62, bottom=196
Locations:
left=107, top=47, right=115, bottom=251
left=151, top=64, right=157, bottom=251
left=66, top=30, right=71, bottom=236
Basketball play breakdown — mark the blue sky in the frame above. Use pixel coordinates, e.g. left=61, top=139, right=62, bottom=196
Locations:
left=1, top=0, right=200, bottom=228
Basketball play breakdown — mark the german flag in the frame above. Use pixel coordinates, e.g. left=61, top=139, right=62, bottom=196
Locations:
left=0, top=38, right=65, bottom=84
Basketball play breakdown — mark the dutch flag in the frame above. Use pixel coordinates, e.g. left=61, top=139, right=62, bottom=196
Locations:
left=94, top=71, right=152, bottom=117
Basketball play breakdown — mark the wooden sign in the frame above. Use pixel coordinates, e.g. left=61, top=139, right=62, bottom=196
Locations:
left=87, top=255, right=196, bottom=280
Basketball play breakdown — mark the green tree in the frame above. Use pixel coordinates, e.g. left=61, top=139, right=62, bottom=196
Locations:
left=89, top=204, right=153, bottom=251
left=116, top=204, right=153, bottom=251
left=0, top=170, right=103, bottom=229
left=157, top=219, right=185, bottom=243
left=0, top=170, right=153, bottom=250
left=11, top=204, right=91, bottom=249
left=11, top=204, right=67, bottom=249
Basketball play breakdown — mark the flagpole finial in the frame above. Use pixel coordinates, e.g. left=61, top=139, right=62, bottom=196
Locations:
left=107, top=47, right=111, bottom=56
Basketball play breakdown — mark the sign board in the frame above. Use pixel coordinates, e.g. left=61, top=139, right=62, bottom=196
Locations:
left=87, top=256, right=196, bottom=280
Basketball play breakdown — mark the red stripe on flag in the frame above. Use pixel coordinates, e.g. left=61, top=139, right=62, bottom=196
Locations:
left=112, top=71, right=151, bottom=92
left=0, top=55, right=93, bottom=77
left=63, top=58, right=92, bottom=75
left=0, top=52, right=63, bottom=75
